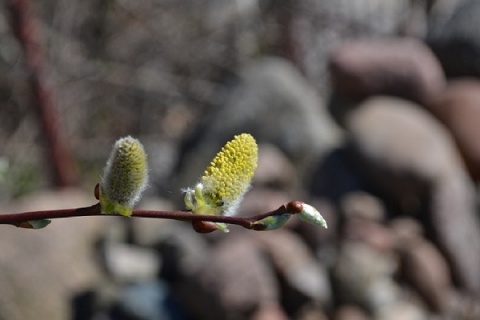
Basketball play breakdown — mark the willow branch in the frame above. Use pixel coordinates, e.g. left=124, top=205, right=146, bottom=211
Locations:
left=0, top=201, right=303, bottom=230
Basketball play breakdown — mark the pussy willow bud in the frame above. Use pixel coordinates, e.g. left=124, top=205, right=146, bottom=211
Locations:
left=100, top=136, right=149, bottom=217
left=183, top=133, right=258, bottom=232
left=252, top=214, right=291, bottom=231
left=299, top=203, right=328, bottom=229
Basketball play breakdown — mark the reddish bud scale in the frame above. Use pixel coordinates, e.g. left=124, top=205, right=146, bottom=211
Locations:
left=286, top=201, right=304, bottom=214
left=192, top=220, right=219, bottom=233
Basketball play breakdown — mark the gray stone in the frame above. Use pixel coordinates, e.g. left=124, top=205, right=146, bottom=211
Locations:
left=0, top=189, right=104, bottom=320
left=101, top=242, right=161, bottom=283
left=340, top=191, right=385, bottom=222
left=334, top=305, right=370, bottom=320
left=131, top=197, right=176, bottom=246
left=398, top=237, right=452, bottom=312
left=343, top=218, right=395, bottom=253
left=345, top=96, right=480, bottom=295
left=255, top=230, right=332, bottom=308
left=330, top=38, right=445, bottom=107
left=175, top=234, right=279, bottom=320
left=373, top=300, right=428, bottom=320
left=332, top=242, right=400, bottom=312
left=291, top=0, right=420, bottom=95
left=118, top=280, right=186, bottom=320
left=294, top=304, right=330, bottom=320
left=431, top=172, right=480, bottom=295
left=154, top=221, right=211, bottom=280
left=390, top=217, right=424, bottom=245
left=428, top=0, right=466, bottom=29
left=308, top=147, right=367, bottom=202
left=314, top=0, right=412, bottom=35
left=346, top=97, right=447, bottom=215
left=429, top=79, right=480, bottom=180
left=444, top=291, right=480, bottom=320
left=255, top=144, right=299, bottom=193
left=250, top=302, right=289, bottom=320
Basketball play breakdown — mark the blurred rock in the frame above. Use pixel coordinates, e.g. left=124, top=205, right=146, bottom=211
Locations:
left=332, top=242, right=400, bottom=312
left=329, top=38, right=445, bottom=107
left=295, top=303, right=329, bottom=320
left=431, top=172, right=480, bottom=295
left=250, top=302, right=289, bottom=320
left=72, top=282, right=120, bottom=320
left=345, top=96, right=480, bottom=295
left=390, top=217, right=424, bottom=245
left=429, top=79, right=480, bottom=180
left=255, top=230, right=332, bottom=310
left=175, top=234, right=278, bottom=320
left=328, top=92, right=361, bottom=128
left=373, top=300, right=428, bottom=320
left=117, top=280, right=187, bottom=320
left=100, top=242, right=161, bottom=283
left=340, top=191, right=385, bottom=222
left=175, top=56, right=341, bottom=200
left=318, top=0, right=413, bottom=35
left=334, top=305, right=370, bottom=320
left=444, top=291, right=480, bottom=320
left=428, top=0, right=466, bottom=25
left=205, top=0, right=260, bottom=32
left=309, top=147, right=368, bottom=203
left=0, top=189, right=104, bottom=320
left=154, top=221, right=210, bottom=281
left=397, top=237, right=452, bottom=312
left=131, top=197, right=176, bottom=246
left=293, top=0, right=419, bottom=95
left=75, top=279, right=189, bottom=320
left=427, top=0, right=480, bottom=77
left=343, top=219, right=395, bottom=253
left=345, top=97, right=452, bottom=215
left=255, top=144, right=299, bottom=193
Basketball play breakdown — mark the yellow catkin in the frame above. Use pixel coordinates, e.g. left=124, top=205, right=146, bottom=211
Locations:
left=201, top=133, right=258, bottom=208
left=182, top=133, right=258, bottom=231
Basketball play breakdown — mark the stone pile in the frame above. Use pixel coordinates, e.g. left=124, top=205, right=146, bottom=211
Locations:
left=2, top=1, right=480, bottom=319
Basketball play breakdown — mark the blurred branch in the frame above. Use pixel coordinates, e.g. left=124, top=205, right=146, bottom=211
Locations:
left=7, top=0, right=78, bottom=187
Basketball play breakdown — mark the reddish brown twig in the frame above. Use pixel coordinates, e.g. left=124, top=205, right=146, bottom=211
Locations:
left=0, top=201, right=304, bottom=230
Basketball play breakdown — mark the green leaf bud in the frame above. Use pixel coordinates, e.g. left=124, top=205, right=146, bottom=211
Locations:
left=299, top=203, right=327, bottom=228
left=252, top=214, right=291, bottom=231
left=18, top=219, right=51, bottom=229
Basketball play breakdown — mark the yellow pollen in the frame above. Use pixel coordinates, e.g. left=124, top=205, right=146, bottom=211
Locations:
left=201, top=133, right=258, bottom=207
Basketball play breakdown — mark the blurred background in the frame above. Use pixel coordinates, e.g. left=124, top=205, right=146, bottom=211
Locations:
left=1, top=0, right=480, bottom=319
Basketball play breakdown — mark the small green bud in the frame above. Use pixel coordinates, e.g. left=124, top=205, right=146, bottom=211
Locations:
left=18, top=219, right=51, bottom=229
left=100, top=136, right=149, bottom=216
left=253, top=214, right=291, bottom=231
left=299, top=203, right=327, bottom=229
